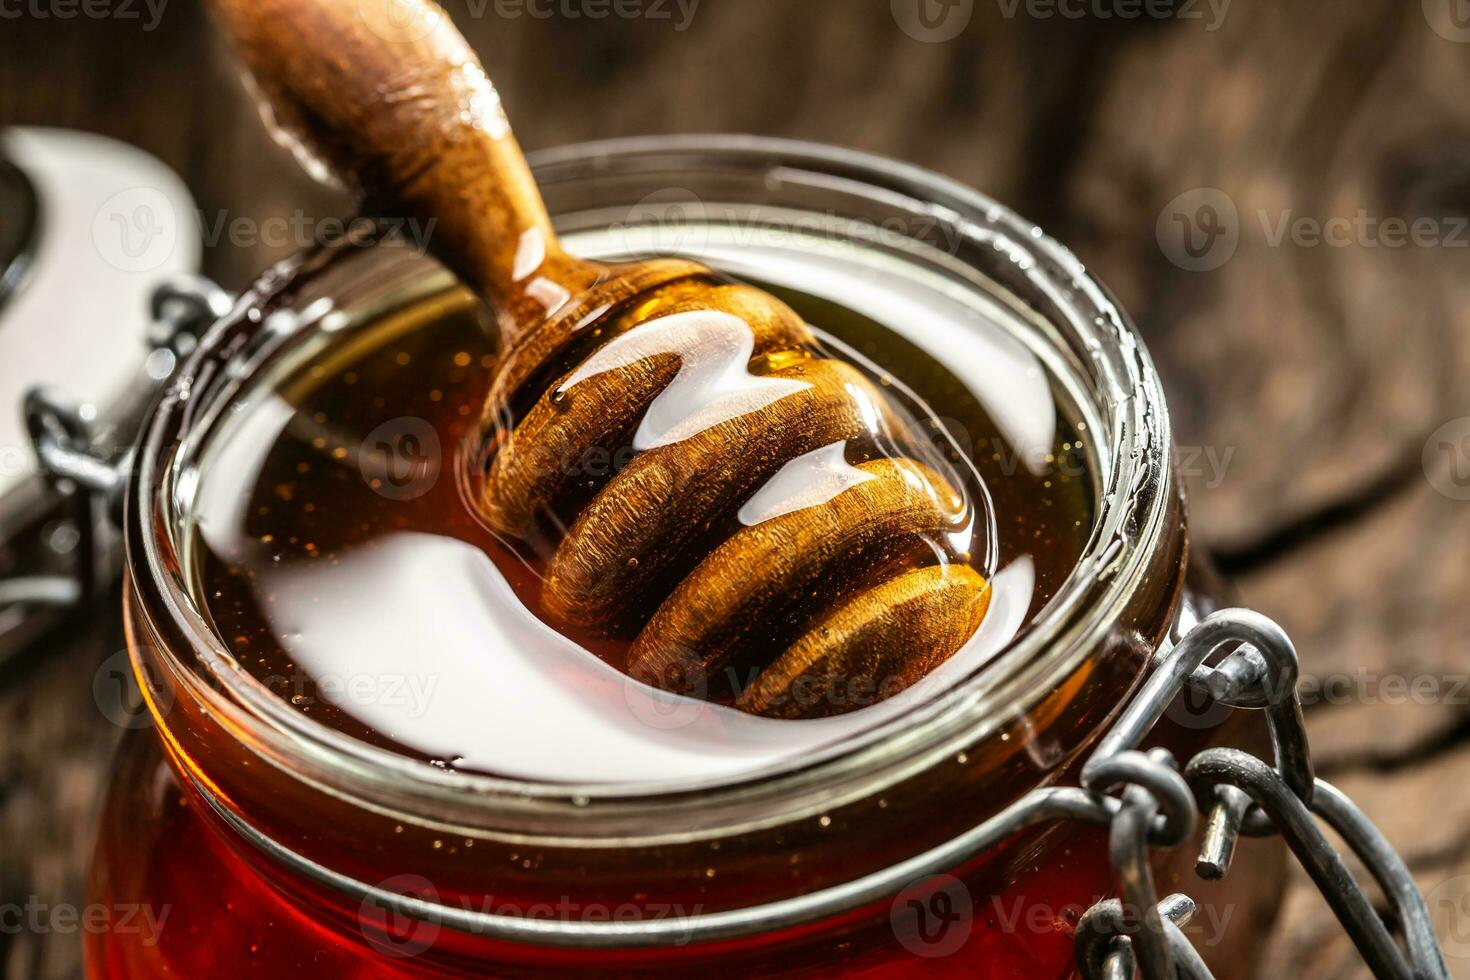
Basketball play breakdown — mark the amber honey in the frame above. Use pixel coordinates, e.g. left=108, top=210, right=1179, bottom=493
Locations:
left=187, top=240, right=1094, bottom=779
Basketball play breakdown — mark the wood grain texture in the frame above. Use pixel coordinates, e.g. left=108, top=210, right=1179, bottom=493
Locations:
left=625, top=457, right=967, bottom=688
left=736, top=564, right=991, bottom=719
left=3, top=0, right=1470, bottom=976
left=205, top=0, right=605, bottom=327
left=480, top=278, right=811, bottom=538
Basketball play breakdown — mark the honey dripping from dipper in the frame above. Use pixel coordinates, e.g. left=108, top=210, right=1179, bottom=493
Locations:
left=194, top=0, right=1094, bottom=779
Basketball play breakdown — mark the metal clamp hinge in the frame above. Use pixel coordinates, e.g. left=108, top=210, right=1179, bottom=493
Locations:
left=1074, top=608, right=1450, bottom=980
left=0, top=276, right=230, bottom=653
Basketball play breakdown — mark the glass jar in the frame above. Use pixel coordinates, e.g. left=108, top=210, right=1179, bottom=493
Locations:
left=86, top=137, right=1281, bottom=978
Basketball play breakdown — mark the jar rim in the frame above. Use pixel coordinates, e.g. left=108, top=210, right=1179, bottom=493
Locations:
left=126, top=134, right=1174, bottom=837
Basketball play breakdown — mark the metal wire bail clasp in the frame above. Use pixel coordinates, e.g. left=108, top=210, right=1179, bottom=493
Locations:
left=0, top=277, right=230, bottom=658
left=1075, top=608, right=1451, bottom=980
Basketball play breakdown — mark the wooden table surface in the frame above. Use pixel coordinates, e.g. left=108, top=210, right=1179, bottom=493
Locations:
left=3, top=1, right=1470, bottom=976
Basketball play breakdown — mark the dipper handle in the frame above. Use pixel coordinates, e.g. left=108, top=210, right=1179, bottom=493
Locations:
left=207, top=0, right=598, bottom=330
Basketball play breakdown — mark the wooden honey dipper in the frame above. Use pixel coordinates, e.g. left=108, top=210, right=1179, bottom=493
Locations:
left=208, top=0, right=992, bottom=719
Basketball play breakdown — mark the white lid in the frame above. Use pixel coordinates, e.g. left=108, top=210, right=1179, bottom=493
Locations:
left=0, top=127, right=202, bottom=503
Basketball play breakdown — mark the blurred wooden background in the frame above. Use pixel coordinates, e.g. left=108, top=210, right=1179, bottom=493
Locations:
left=4, top=0, right=1470, bottom=976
